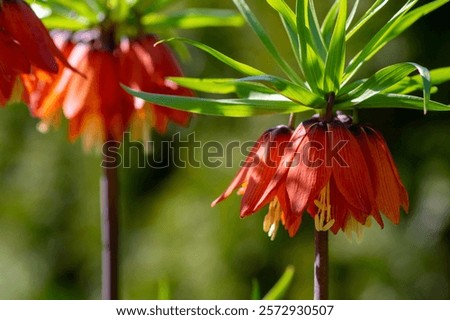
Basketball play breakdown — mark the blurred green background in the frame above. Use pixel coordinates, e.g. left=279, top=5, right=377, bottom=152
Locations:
left=0, top=0, right=449, bottom=299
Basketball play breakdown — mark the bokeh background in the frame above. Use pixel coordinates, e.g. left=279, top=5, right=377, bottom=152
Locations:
left=0, top=0, right=449, bottom=299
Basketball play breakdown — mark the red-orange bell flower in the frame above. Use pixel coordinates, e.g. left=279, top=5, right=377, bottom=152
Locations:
left=214, top=115, right=409, bottom=239
left=212, top=125, right=302, bottom=239
left=22, top=34, right=193, bottom=149
left=119, top=35, right=192, bottom=137
left=0, top=0, right=74, bottom=104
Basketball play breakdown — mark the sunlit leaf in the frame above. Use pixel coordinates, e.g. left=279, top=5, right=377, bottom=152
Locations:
left=385, top=67, right=450, bottom=95
left=346, top=0, right=388, bottom=40
left=344, top=62, right=430, bottom=111
left=297, top=0, right=325, bottom=93
left=42, top=15, right=90, bottom=30
left=321, top=0, right=339, bottom=46
left=158, top=38, right=265, bottom=76
left=233, top=0, right=302, bottom=83
left=337, top=94, right=450, bottom=113
left=344, top=0, right=417, bottom=83
left=307, top=0, right=327, bottom=61
left=251, top=279, right=261, bottom=300
left=238, top=75, right=323, bottom=106
left=345, top=0, right=359, bottom=30
left=266, top=0, right=303, bottom=73
left=167, top=77, right=274, bottom=96
left=122, top=85, right=316, bottom=117
left=323, top=0, right=347, bottom=93
left=141, top=9, right=244, bottom=29
left=34, top=0, right=100, bottom=22
left=263, top=265, right=295, bottom=300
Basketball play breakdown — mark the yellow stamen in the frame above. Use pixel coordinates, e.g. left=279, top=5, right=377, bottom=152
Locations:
left=314, top=182, right=335, bottom=231
left=344, top=216, right=372, bottom=243
left=237, top=181, right=248, bottom=196
left=263, top=197, right=283, bottom=240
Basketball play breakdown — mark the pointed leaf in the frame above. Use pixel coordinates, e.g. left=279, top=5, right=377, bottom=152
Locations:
left=42, top=15, right=90, bottom=31
left=233, top=0, right=302, bottom=83
left=297, top=0, right=325, bottom=93
left=385, top=67, right=450, bottom=95
left=344, top=0, right=418, bottom=83
left=266, top=0, right=303, bottom=74
left=321, top=0, right=339, bottom=46
left=159, top=38, right=265, bottom=76
left=122, top=85, right=316, bottom=117
left=238, top=75, right=323, bottom=106
left=263, top=265, right=295, bottom=300
left=141, top=9, right=244, bottom=29
left=307, top=0, right=327, bottom=61
left=346, top=0, right=359, bottom=30
left=323, top=0, right=347, bottom=93
left=346, top=0, right=388, bottom=40
left=344, top=62, right=430, bottom=111
left=337, top=94, right=450, bottom=113
left=167, top=77, right=274, bottom=95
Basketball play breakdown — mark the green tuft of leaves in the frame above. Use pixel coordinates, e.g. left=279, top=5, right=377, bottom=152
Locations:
left=127, top=0, right=450, bottom=116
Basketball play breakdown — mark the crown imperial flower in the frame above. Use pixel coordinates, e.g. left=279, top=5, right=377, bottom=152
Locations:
left=214, top=113, right=409, bottom=240
left=22, top=34, right=193, bottom=149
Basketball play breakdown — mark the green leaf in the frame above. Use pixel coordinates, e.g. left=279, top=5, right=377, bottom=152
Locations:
left=337, top=94, right=450, bottom=113
left=141, top=9, right=244, bottom=29
left=296, top=0, right=325, bottom=93
left=251, top=279, right=261, bottom=300
left=344, top=0, right=418, bottom=83
left=307, top=0, right=327, bottom=61
left=266, top=0, right=303, bottom=74
left=122, top=85, right=316, bottom=117
left=346, top=0, right=388, bottom=40
left=167, top=77, right=275, bottom=96
left=159, top=38, right=265, bottom=76
left=233, top=0, right=302, bottom=83
left=238, top=75, right=323, bottom=106
left=323, top=0, right=347, bottom=93
left=346, top=0, right=359, bottom=30
left=42, top=15, right=90, bottom=31
left=386, top=67, right=450, bottom=95
left=321, top=0, right=339, bottom=46
left=157, top=279, right=171, bottom=300
left=141, top=0, right=175, bottom=15
left=39, top=0, right=100, bottom=23
left=388, top=0, right=450, bottom=45
left=263, top=265, right=295, bottom=300
left=343, top=62, right=430, bottom=112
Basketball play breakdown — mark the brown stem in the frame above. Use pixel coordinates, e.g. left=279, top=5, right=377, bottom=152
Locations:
left=288, top=113, right=296, bottom=129
left=321, top=92, right=336, bottom=122
left=314, top=230, right=329, bottom=299
left=314, top=230, right=328, bottom=300
left=101, top=139, right=120, bottom=299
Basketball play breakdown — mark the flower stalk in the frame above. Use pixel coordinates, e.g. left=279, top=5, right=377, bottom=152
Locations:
left=100, top=24, right=119, bottom=300
left=101, top=139, right=120, bottom=300
left=314, top=229, right=328, bottom=300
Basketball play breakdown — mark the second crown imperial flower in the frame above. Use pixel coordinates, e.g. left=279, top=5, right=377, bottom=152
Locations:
left=212, top=114, right=409, bottom=240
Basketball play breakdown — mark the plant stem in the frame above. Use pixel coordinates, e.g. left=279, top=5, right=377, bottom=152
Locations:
left=314, top=230, right=328, bottom=300
left=101, top=139, right=120, bottom=299
left=288, top=113, right=296, bottom=129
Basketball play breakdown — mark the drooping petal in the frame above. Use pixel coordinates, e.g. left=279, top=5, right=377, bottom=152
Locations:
left=240, top=125, right=292, bottom=216
left=330, top=123, right=377, bottom=217
left=360, top=126, right=409, bottom=223
left=286, top=123, right=332, bottom=215
left=253, top=120, right=312, bottom=211
left=0, top=29, right=30, bottom=75
left=278, top=188, right=302, bottom=237
left=0, top=0, right=58, bottom=73
left=211, top=133, right=265, bottom=207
